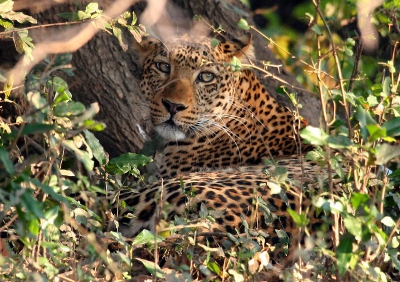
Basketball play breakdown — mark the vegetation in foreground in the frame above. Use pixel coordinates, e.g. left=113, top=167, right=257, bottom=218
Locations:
left=0, top=0, right=399, bottom=281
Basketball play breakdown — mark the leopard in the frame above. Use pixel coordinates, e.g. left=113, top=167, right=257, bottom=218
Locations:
left=114, top=33, right=328, bottom=269
left=135, top=33, right=311, bottom=178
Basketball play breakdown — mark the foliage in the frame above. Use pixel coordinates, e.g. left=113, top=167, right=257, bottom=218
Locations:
left=236, top=0, right=400, bottom=280
left=0, top=0, right=36, bottom=60
left=0, top=0, right=399, bottom=281
left=0, top=3, right=151, bottom=280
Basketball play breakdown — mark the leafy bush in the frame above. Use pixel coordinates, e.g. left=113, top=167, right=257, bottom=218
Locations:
left=0, top=0, right=399, bottom=281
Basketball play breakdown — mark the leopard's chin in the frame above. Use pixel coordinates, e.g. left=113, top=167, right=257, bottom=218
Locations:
left=154, top=122, right=187, bottom=141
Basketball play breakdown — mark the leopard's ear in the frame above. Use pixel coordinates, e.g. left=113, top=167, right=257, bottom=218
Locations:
left=216, top=32, right=255, bottom=63
left=131, top=34, right=163, bottom=64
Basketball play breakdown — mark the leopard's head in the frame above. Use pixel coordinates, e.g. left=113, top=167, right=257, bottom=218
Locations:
left=137, top=34, right=254, bottom=141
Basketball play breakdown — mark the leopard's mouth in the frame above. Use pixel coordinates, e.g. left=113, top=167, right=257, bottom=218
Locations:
left=154, top=119, right=187, bottom=141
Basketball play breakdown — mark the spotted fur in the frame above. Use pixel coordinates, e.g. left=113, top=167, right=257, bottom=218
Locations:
left=136, top=34, right=309, bottom=178
left=116, top=35, right=322, bottom=264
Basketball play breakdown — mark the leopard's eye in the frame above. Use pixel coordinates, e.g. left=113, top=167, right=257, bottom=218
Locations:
left=197, top=72, right=215, bottom=83
left=155, top=62, right=170, bottom=74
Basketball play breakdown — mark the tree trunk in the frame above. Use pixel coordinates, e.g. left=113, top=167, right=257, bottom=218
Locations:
left=33, top=0, right=320, bottom=158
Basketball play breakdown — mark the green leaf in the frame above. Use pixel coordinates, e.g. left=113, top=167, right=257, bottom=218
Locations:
left=9, top=123, right=55, bottom=138
left=326, top=135, right=353, bottom=149
left=300, top=126, right=328, bottom=146
left=22, top=175, right=68, bottom=204
left=287, top=209, right=309, bottom=228
left=53, top=89, right=72, bottom=106
left=237, top=19, right=250, bottom=30
left=62, top=140, right=94, bottom=171
left=83, top=130, right=107, bottom=166
left=66, top=197, right=102, bottom=222
left=207, top=261, right=221, bottom=275
left=272, top=166, right=288, bottom=183
left=43, top=205, right=61, bottom=228
left=58, top=12, right=74, bottom=20
left=344, top=46, right=353, bottom=56
left=350, top=192, right=369, bottom=210
left=375, top=143, right=400, bottom=165
left=27, top=217, right=40, bottom=236
left=311, top=24, right=322, bottom=35
left=371, top=84, right=382, bottom=96
left=344, top=216, right=362, bottom=239
left=366, top=124, right=386, bottom=142
left=106, top=153, right=152, bottom=175
left=336, top=233, right=355, bottom=276
left=53, top=101, right=85, bottom=117
left=132, top=229, right=163, bottom=245
left=54, top=53, right=73, bottom=67
left=0, top=146, right=14, bottom=174
left=346, top=38, right=355, bottom=46
left=0, top=18, right=13, bottom=29
left=381, top=77, right=391, bottom=97
left=112, top=26, right=127, bottom=51
left=21, top=190, right=45, bottom=220
left=131, top=11, right=137, bottom=26
left=82, top=119, right=106, bottom=131
left=75, top=10, right=90, bottom=21
left=230, top=56, right=242, bottom=72
left=366, top=95, right=379, bottom=106
left=355, top=105, right=377, bottom=141
left=381, top=216, right=396, bottom=227
left=134, top=258, right=165, bottom=278
left=3, top=74, right=13, bottom=99
left=211, top=38, right=220, bottom=49
left=48, top=77, right=68, bottom=92
left=382, top=117, right=400, bottom=137
left=85, top=3, right=99, bottom=14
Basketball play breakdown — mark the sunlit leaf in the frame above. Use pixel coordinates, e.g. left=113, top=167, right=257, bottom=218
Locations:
left=366, top=124, right=386, bottom=142
left=375, top=143, right=400, bottom=165
left=350, top=192, right=369, bottom=210
left=344, top=216, right=362, bottom=239
left=288, top=209, right=309, bottom=228
left=267, top=180, right=281, bottom=194
left=237, top=19, right=250, bottom=30
left=207, top=261, right=221, bottom=276
left=83, top=130, right=107, bottom=166
left=300, top=126, right=328, bottom=146
left=85, top=2, right=99, bottom=14
left=62, top=140, right=94, bottom=171
left=106, top=153, right=152, bottom=175
left=381, top=216, right=396, bottom=227
left=132, top=229, right=163, bottom=245
left=272, top=166, right=288, bottom=183
left=112, top=26, right=127, bottom=51
left=54, top=101, right=85, bottom=117
left=134, top=258, right=165, bottom=278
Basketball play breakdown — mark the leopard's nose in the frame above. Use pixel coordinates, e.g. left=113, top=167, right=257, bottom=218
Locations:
left=162, top=99, right=188, bottom=115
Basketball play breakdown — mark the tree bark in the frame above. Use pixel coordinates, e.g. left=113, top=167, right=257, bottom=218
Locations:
left=31, top=0, right=320, bottom=158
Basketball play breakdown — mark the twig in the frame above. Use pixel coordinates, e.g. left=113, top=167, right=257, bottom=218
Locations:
left=0, top=20, right=88, bottom=37
left=0, top=214, right=18, bottom=233
left=314, top=2, right=352, bottom=140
